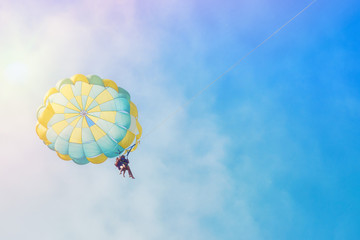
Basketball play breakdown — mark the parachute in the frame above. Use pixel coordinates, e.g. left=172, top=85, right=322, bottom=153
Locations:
left=35, top=74, right=142, bottom=165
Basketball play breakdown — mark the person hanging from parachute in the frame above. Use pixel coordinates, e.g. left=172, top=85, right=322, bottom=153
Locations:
left=114, top=144, right=136, bottom=179
left=115, top=155, right=135, bottom=179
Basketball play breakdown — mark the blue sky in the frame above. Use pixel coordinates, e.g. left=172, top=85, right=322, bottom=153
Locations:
left=0, top=0, right=359, bottom=239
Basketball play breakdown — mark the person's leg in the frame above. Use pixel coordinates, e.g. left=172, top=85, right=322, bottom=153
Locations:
left=120, top=165, right=125, bottom=176
left=127, top=166, right=135, bottom=179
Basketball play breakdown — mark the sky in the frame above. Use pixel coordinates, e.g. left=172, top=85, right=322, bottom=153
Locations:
left=0, top=0, right=359, bottom=239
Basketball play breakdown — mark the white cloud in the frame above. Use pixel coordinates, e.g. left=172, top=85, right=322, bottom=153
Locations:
left=0, top=1, right=241, bottom=239
left=1, top=0, right=312, bottom=237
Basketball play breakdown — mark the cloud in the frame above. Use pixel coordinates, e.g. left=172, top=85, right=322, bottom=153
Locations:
left=0, top=1, right=242, bottom=239
left=1, top=0, right=325, bottom=238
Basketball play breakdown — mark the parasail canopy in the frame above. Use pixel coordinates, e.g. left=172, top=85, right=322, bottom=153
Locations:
left=36, top=74, right=142, bottom=165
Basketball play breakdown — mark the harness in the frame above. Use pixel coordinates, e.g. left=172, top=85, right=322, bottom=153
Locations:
left=115, top=144, right=136, bottom=168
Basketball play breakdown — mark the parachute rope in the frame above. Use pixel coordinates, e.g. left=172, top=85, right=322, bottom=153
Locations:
left=142, top=0, right=317, bottom=140
left=119, top=143, right=137, bottom=158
